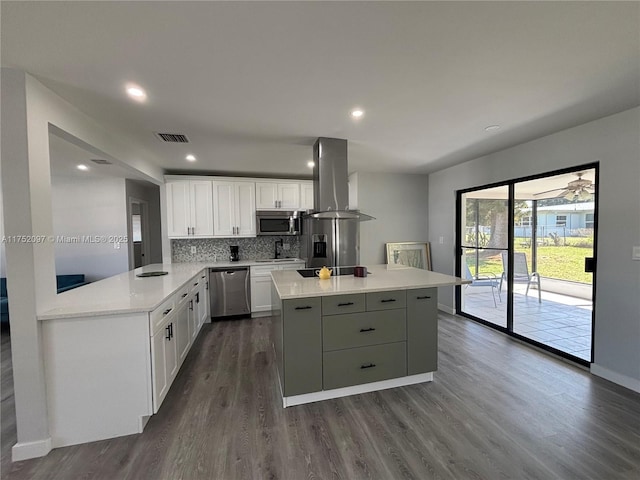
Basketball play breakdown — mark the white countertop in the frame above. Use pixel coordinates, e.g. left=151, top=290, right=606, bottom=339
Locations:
left=271, top=264, right=469, bottom=300
left=39, top=259, right=303, bottom=320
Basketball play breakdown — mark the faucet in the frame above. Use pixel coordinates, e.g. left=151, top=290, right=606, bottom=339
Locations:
left=275, top=238, right=283, bottom=259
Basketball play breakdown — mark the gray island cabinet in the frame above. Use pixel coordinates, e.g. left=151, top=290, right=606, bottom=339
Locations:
left=271, top=264, right=467, bottom=407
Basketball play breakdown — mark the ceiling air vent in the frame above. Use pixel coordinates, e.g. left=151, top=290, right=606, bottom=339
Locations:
left=91, top=159, right=112, bottom=165
left=155, top=132, right=190, bottom=143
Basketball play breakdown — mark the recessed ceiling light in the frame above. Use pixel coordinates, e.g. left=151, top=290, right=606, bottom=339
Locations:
left=185, top=154, right=196, bottom=162
left=485, top=125, right=501, bottom=132
left=351, top=109, right=364, bottom=118
left=307, top=161, right=315, bottom=168
left=77, top=164, right=89, bottom=171
left=126, top=84, right=147, bottom=102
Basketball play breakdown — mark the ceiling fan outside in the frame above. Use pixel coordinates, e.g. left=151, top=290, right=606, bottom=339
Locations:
left=534, top=172, right=595, bottom=200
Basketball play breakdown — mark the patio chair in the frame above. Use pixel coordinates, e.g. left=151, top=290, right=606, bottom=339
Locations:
left=500, top=252, right=541, bottom=303
left=463, top=262, right=502, bottom=307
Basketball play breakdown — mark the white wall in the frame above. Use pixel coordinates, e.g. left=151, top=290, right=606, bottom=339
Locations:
left=355, top=172, right=429, bottom=264
left=428, top=107, right=640, bottom=391
left=52, top=177, right=129, bottom=281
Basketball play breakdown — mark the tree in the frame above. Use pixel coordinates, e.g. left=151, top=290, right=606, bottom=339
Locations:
left=466, top=198, right=528, bottom=249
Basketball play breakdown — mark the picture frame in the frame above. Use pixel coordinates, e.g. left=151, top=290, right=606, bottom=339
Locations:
left=385, top=242, right=432, bottom=271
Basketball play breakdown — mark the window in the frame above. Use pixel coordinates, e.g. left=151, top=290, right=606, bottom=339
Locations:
left=585, top=213, right=594, bottom=228
left=520, top=216, right=532, bottom=227
left=556, top=215, right=567, bottom=227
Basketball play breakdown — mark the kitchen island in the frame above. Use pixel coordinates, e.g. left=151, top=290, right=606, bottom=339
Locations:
left=270, top=264, right=468, bottom=407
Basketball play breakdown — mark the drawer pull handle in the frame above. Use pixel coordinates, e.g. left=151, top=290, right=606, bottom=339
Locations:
left=295, top=306, right=313, bottom=310
left=165, top=325, right=171, bottom=340
left=360, top=363, right=376, bottom=369
left=181, top=293, right=188, bottom=298
left=416, top=296, right=431, bottom=300
left=359, top=327, right=376, bottom=333
left=380, top=298, right=396, bottom=303
left=163, top=308, right=173, bottom=316
left=338, top=302, right=354, bottom=307
left=194, top=282, right=198, bottom=286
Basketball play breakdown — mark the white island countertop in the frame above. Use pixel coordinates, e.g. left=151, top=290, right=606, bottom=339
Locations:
left=271, top=264, right=469, bottom=300
left=39, top=259, right=303, bottom=320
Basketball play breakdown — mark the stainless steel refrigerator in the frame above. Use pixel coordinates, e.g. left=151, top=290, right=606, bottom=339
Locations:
left=301, top=216, right=359, bottom=268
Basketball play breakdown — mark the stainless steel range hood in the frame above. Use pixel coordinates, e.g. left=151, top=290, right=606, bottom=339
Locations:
left=309, top=137, right=374, bottom=220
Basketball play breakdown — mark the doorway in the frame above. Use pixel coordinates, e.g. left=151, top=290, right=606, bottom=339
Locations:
left=128, top=198, right=151, bottom=269
left=456, top=164, right=597, bottom=365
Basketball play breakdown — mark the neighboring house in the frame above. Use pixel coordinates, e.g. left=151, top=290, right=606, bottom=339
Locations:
left=515, top=202, right=595, bottom=238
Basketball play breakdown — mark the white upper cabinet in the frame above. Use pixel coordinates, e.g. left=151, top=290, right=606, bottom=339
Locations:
left=166, top=179, right=214, bottom=238
left=213, top=180, right=256, bottom=237
left=300, top=181, right=314, bottom=210
left=255, top=181, right=300, bottom=210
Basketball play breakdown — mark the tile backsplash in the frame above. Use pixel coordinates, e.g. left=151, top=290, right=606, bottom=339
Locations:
left=172, top=236, right=300, bottom=263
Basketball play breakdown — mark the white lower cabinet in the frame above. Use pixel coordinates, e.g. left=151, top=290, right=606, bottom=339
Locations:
left=197, top=274, right=209, bottom=330
left=150, top=269, right=209, bottom=413
left=250, top=262, right=304, bottom=314
left=150, top=311, right=178, bottom=413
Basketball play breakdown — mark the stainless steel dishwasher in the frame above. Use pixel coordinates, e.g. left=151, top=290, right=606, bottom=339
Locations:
left=209, top=267, right=251, bottom=318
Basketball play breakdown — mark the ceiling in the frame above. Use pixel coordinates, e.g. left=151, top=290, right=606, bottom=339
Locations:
left=464, top=168, right=597, bottom=200
left=2, top=2, right=638, bottom=177
left=48, top=132, right=150, bottom=181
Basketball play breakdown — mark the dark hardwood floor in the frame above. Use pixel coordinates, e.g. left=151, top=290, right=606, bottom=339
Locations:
left=1, top=314, right=639, bottom=479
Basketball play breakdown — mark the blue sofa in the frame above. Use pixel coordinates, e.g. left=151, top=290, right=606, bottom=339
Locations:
left=1, top=274, right=90, bottom=326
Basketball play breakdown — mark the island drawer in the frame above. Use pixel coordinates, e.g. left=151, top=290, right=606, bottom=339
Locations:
left=283, top=297, right=322, bottom=316
left=150, top=296, right=176, bottom=334
left=323, top=342, right=407, bottom=390
left=366, top=290, right=407, bottom=311
left=322, top=309, right=406, bottom=351
left=322, top=293, right=365, bottom=316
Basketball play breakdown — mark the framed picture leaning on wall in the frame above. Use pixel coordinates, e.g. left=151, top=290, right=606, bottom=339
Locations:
left=385, top=242, right=432, bottom=270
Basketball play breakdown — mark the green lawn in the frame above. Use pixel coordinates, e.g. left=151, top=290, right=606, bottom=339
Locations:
left=471, top=245, right=593, bottom=284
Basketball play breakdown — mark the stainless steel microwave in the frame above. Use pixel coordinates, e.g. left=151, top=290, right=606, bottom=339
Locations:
left=256, top=211, right=303, bottom=236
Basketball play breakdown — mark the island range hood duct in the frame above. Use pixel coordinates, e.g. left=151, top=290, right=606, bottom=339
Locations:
left=309, top=137, right=374, bottom=220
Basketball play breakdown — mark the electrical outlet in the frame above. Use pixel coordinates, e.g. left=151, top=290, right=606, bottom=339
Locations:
left=114, top=242, right=120, bottom=249
left=633, top=246, right=640, bottom=261
left=190, top=246, right=196, bottom=255
left=439, top=236, right=444, bottom=244
left=283, top=243, right=290, bottom=250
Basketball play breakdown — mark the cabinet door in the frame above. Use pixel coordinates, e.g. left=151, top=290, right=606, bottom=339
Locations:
left=175, top=302, right=191, bottom=366
left=406, top=288, right=438, bottom=375
left=166, top=181, right=190, bottom=237
left=190, top=181, right=214, bottom=236
left=197, top=279, right=209, bottom=329
left=255, top=182, right=278, bottom=209
left=189, top=297, right=198, bottom=343
left=151, top=324, right=169, bottom=413
left=251, top=275, right=274, bottom=312
left=301, top=182, right=314, bottom=210
left=278, top=183, right=300, bottom=209
left=212, top=181, right=236, bottom=237
left=235, top=182, right=256, bottom=236
left=282, top=297, right=322, bottom=396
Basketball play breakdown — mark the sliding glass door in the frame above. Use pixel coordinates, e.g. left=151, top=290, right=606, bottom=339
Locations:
left=459, top=186, right=509, bottom=328
left=457, top=165, right=597, bottom=365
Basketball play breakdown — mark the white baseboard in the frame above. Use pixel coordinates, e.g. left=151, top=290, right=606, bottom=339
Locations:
left=251, top=311, right=271, bottom=318
left=12, top=437, right=52, bottom=461
left=591, top=364, right=640, bottom=393
left=282, top=372, right=434, bottom=408
left=438, top=304, right=455, bottom=315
